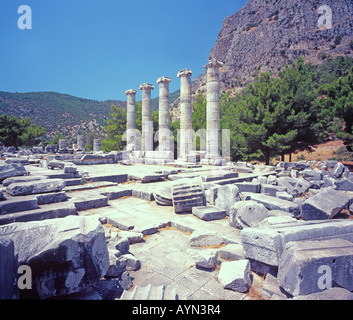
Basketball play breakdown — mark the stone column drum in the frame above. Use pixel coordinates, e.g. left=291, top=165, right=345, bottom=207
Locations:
left=58, top=139, right=67, bottom=151
left=125, top=89, right=137, bottom=150
left=205, top=58, right=223, bottom=159
left=93, top=139, right=101, bottom=153
left=139, top=83, right=154, bottom=152
left=77, top=135, right=85, bottom=151
left=157, top=76, right=172, bottom=152
left=177, top=69, right=193, bottom=160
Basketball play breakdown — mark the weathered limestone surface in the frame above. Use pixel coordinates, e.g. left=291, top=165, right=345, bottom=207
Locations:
left=229, top=200, right=269, bottom=229
left=301, top=187, right=351, bottom=220
left=214, top=184, right=240, bottom=215
left=172, top=179, right=205, bottom=213
left=193, top=249, right=218, bottom=269
left=0, top=163, right=27, bottom=181
left=292, top=287, right=353, bottom=300
left=241, top=219, right=353, bottom=267
left=0, top=215, right=109, bottom=299
left=0, top=238, right=18, bottom=299
left=189, top=230, right=225, bottom=247
left=6, top=179, right=66, bottom=196
left=121, top=284, right=178, bottom=300
left=278, top=239, right=353, bottom=296
left=218, top=243, right=244, bottom=261
left=192, top=205, right=227, bottom=221
left=2, top=175, right=49, bottom=187
left=242, top=193, right=299, bottom=216
left=218, top=260, right=251, bottom=292
left=153, top=183, right=173, bottom=206
left=0, top=196, right=39, bottom=215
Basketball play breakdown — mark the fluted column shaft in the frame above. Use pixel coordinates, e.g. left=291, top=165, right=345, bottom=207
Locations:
left=125, top=89, right=137, bottom=149
left=205, top=59, right=223, bottom=158
left=157, top=76, right=171, bottom=152
left=139, top=83, right=154, bottom=152
left=177, top=69, right=193, bottom=159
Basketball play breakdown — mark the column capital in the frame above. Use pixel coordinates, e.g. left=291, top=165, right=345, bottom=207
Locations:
left=139, top=83, right=154, bottom=91
left=177, top=69, right=192, bottom=78
left=157, top=76, right=172, bottom=84
left=203, top=58, right=224, bottom=70
left=125, top=89, right=137, bottom=95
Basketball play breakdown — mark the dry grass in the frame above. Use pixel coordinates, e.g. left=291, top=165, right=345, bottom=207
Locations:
left=244, top=272, right=266, bottom=300
left=292, top=140, right=345, bottom=162
left=199, top=243, right=227, bottom=250
left=143, top=234, right=152, bottom=241
left=245, top=285, right=265, bottom=300
left=103, top=223, right=121, bottom=233
left=158, top=225, right=192, bottom=236
left=121, top=180, right=137, bottom=185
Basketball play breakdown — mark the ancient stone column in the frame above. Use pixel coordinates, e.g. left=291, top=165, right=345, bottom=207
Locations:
left=58, top=139, right=67, bottom=151
left=139, top=83, right=154, bottom=152
left=93, top=139, right=101, bottom=153
left=125, top=89, right=137, bottom=150
left=177, top=69, right=193, bottom=160
left=204, top=59, right=223, bottom=159
left=77, top=135, right=85, bottom=151
left=157, top=76, right=171, bottom=152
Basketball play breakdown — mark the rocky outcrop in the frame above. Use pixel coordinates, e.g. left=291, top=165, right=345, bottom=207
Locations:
left=192, top=0, right=353, bottom=99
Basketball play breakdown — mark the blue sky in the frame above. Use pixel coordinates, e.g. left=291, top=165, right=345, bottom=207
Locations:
left=0, top=0, right=247, bottom=101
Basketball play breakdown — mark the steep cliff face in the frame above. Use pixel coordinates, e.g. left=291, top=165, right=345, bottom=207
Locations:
left=193, top=0, right=353, bottom=95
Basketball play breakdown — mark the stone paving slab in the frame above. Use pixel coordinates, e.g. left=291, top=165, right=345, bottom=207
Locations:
left=0, top=201, right=77, bottom=225
left=80, top=197, right=247, bottom=300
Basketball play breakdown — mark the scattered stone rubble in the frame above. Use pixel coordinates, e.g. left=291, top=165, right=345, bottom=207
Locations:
left=1, top=144, right=353, bottom=300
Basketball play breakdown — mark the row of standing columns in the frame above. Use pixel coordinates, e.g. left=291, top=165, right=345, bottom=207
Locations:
left=125, top=58, right=223, bottom=161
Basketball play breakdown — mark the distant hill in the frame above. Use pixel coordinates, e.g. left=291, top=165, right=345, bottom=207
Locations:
left=0, top=91, right=126, bottom=139
left=0, top=90, right=181, bottom=141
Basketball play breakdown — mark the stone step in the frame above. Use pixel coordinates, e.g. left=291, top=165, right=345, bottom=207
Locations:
left=242, top=192, right=299, bottom=216
left=131, top=185, right=155, bottom=201
left=65, top=181, right=117, bottom=192
left=241, top=219, right=353, bottom=267
left=87, top=174, right=128, bottom=184
left=201, top=171, right=238, bottom=182
left=192, top=206, right=227, bottom=221
left=120, top=284, right=178, bottom=300
left=99, top=187, right=132, bottom=200
left=172, top=183, right=206, bottom=214
left=0, top=201, right=77, bottom=225
left=6, top=179, right=66, bottom=196
left=67, top=191, right=108, bottom=211
left=64, top=178, right=83, bottom=187
left=0, top=196, right=38, bottom=215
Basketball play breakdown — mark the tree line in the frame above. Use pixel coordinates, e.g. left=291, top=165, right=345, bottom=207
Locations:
left=1, top=55, right=352, bottom=165
left=101, top=55, right=353, bottom=164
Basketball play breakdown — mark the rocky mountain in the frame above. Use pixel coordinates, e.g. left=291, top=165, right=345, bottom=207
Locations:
left=193, top=0, right=353, bottom=95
